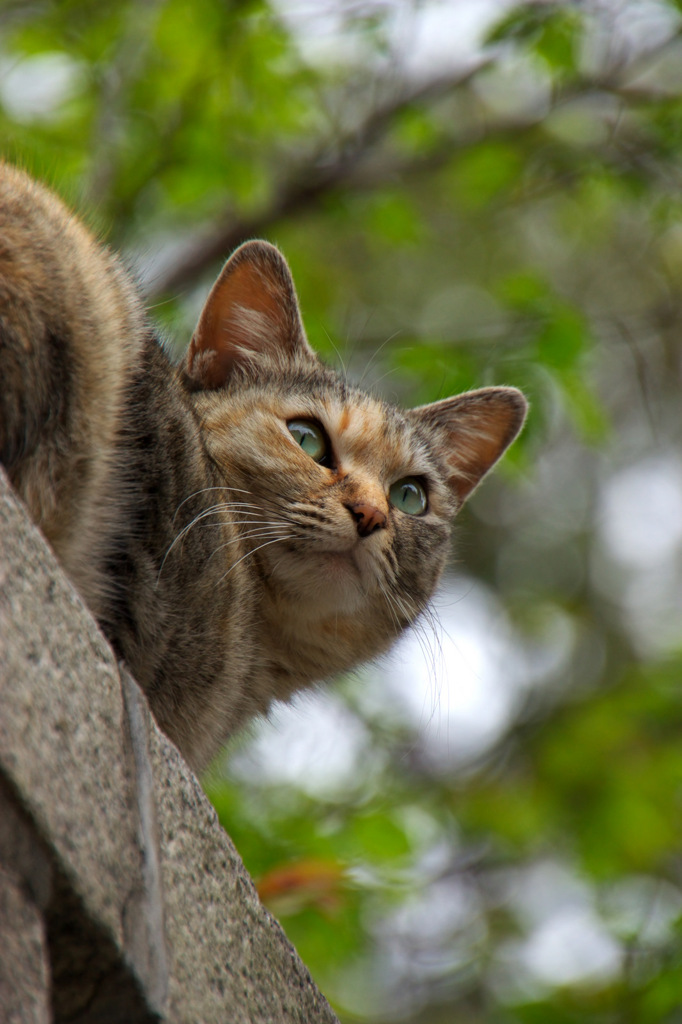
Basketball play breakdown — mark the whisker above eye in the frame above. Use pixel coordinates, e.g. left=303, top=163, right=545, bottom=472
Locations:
left=356, top=329, right=403, bottom=388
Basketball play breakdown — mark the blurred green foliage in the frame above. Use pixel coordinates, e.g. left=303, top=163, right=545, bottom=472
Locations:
left=4, top=0, right=682, bottom=1020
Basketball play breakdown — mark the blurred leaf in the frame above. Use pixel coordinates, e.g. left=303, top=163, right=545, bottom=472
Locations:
left=347, top=809, right=411, bottom=863
left=452, top=141, right=523, bottom=208
left=486, top=1, right=584, bottom=75
left=367, top=190, right=424, bottom=245
left=257, top=858, right=348, bottom=916
left=561, top=370, right=610, bottom=442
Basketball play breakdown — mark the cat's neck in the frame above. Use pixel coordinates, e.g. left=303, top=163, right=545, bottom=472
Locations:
left=255, top=585, right=398, bottom=703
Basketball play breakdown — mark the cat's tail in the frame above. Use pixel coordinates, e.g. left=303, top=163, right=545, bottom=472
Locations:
left=0, top=162, right=147, bottom=615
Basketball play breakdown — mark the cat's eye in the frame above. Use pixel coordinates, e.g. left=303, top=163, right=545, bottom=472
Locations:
left=287, top=419, right=330, bottom=465
left=389, top=477, right=428, bottom=516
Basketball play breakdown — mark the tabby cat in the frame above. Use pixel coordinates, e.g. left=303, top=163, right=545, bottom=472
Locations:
left=0, top=163, right=527, bottom=773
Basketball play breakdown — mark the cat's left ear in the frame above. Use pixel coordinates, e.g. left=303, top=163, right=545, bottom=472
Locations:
left=411, top=387, right=527, bottom=505
left=186, top=240, right=315, bottom=388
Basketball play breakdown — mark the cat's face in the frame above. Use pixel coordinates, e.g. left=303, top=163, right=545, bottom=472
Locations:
left=198, top=372, right=456, bottom=626
left=186, top=240, right=527, bottom=653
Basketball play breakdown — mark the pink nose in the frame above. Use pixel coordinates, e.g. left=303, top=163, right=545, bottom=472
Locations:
left=345, top=501, right=387, bottom=538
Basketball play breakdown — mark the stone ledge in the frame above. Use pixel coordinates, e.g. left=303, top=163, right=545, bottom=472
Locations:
left=0, top=468, right=338, bottom=1024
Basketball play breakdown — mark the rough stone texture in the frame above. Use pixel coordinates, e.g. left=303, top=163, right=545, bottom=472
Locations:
left=0, top=781, right=52, bottom=1023
left=0, top=468, right=339, bottom=1024
left=0, top=863, right=51, bottom=1024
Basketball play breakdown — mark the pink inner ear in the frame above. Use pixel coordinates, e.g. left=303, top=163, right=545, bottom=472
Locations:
left=185, top=241, right=312, bottom=390
left=446, top=392, right=526, bottom=503
left=187, top=260, right=279, bottom=385
left=206, top=260, right=284, bottom=348
left=412, top=387, right=527, bottom=505
left=187, top=261, right=280, bottom=386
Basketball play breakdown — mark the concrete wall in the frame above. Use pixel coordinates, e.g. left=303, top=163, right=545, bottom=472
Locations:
left=0, top=469, right=339, bottom=1024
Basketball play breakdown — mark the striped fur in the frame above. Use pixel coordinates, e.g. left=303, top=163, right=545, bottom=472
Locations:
left=0, top=165, right=527, bottom=772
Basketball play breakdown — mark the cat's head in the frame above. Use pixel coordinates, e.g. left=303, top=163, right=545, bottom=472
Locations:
left=183, top=241, right=526, bottom=662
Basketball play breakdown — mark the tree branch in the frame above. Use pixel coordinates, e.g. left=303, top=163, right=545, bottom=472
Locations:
left=144, top=62, right=492, bottom=298
left=145, top=26, right=682, bottom=301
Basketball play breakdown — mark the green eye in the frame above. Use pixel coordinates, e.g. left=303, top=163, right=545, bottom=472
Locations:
left=389, top=477, right=428, bottom=516
left=287, top=419, right=329, bottom=464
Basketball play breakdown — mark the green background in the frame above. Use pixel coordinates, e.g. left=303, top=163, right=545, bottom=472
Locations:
left=4, top=1, right=682, bottom=1019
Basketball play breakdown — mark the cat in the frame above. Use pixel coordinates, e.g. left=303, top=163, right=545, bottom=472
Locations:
left=0, top=163, right=527, bottom=773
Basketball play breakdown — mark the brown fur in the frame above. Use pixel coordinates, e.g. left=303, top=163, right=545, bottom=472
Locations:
left=0, top=164, right=528, bottom=772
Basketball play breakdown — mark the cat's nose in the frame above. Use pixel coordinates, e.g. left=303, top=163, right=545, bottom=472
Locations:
left=345, top=501, right=387, bottom=538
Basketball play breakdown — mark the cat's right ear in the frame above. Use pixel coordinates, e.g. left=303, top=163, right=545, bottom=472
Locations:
left=411, top=387, right=528, bottom=506
left=185, top=240, right=315, bottom=388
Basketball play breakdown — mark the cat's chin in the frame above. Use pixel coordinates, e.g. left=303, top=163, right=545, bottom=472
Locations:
left=266, top=547, right=371, bottom=617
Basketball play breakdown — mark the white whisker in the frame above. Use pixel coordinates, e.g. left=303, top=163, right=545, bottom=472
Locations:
left=159, top=499, right=290, bottom=583
left=218, top=535, right=295, bottom=583
left=172, top=485, right=255, bottom=522
left=159, top=502, right=230, bottom=579
left=208, top=528, right=291, bottom=561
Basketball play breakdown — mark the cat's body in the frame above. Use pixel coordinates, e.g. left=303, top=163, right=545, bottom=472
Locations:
left=0, top=164, right=527, bottom=772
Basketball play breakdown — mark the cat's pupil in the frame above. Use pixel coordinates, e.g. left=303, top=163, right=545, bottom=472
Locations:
left=389, top=477, right=428, bottom=516
left=287, top=419, right=328, bottom=464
